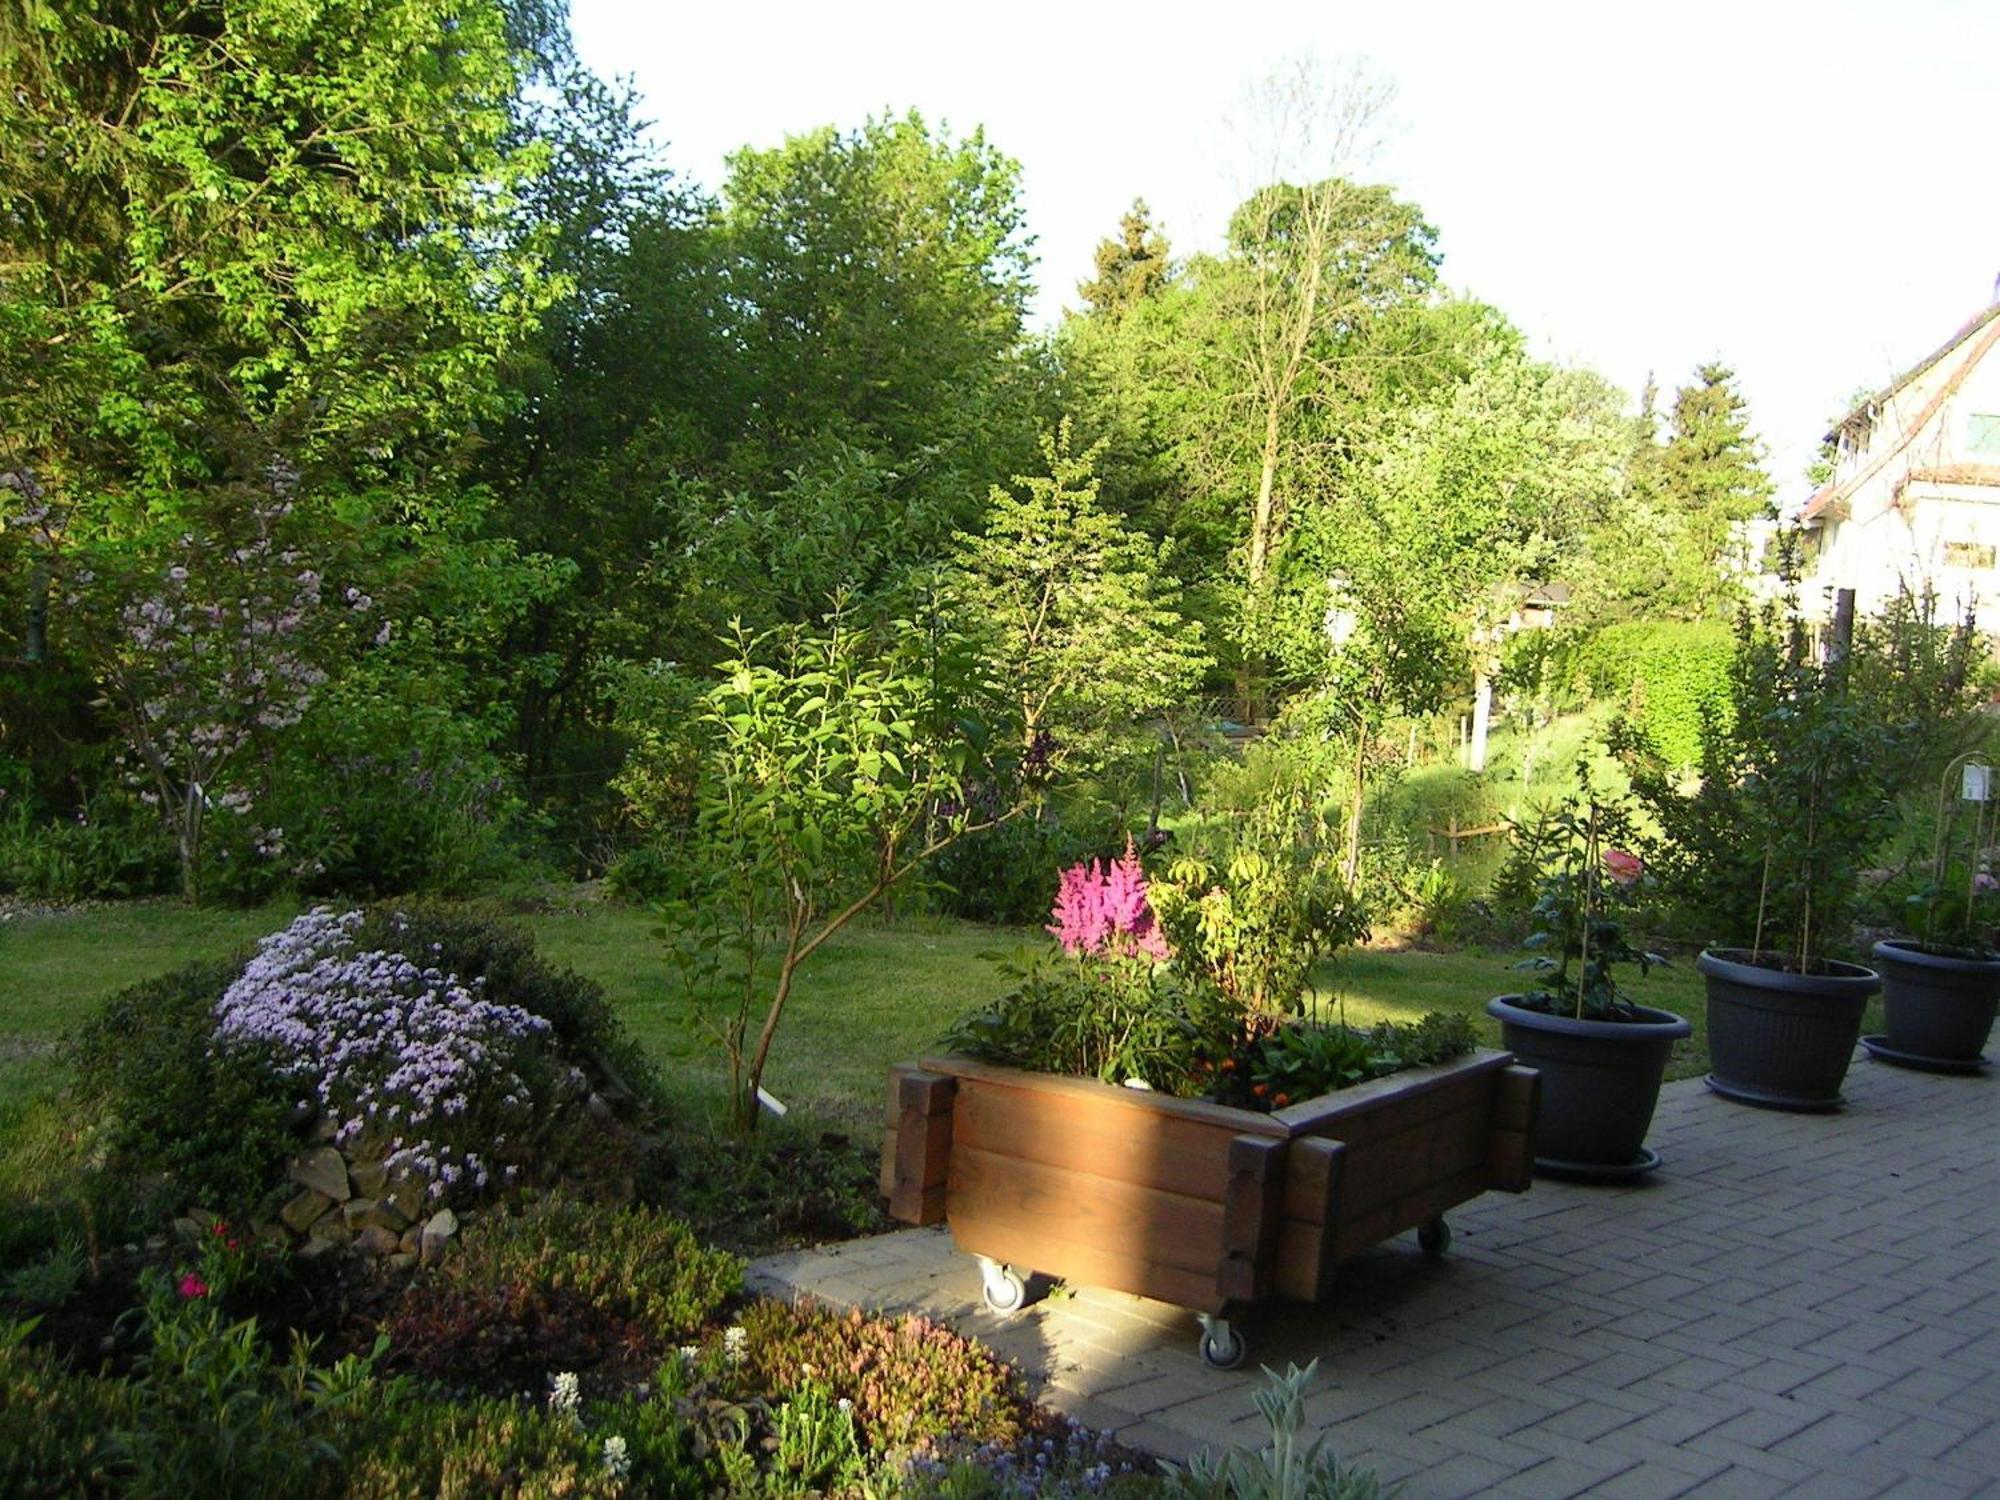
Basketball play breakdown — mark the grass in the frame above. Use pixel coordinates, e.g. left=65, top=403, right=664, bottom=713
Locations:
left=2, top=892, right=1789, bottom=1124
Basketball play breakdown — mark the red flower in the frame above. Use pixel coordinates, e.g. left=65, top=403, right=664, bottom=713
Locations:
left=178, top=1273, right=209, bottom=1300
left=1602, top=848, right=1643, bottom=887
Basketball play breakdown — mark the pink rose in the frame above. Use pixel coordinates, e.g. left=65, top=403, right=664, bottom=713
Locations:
left=1602, top=848, right=1643, bottom=886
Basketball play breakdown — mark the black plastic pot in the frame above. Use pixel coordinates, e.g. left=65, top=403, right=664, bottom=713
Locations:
left=1486, top=996, right=1690, bottom=1180
left=1697, top=948, right=1879, bottom=1111
left=1871, top=939, right=2000, bottom=1067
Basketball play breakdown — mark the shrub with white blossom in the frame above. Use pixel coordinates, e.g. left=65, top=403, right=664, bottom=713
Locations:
left=212, top=907, right=554, bottom=1201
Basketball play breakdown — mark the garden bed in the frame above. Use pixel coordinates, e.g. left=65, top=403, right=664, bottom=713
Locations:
left=884, top=1048, right=1537, bottom=1363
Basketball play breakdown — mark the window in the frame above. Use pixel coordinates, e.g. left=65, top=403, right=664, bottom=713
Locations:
left=1943, top=540, right=1996, bottom=569
left=1968, top=413, right=2000, bottom=454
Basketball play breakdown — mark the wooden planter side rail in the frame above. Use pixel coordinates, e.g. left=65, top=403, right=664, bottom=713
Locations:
left=881, top=1050, right=1539, bottom=1315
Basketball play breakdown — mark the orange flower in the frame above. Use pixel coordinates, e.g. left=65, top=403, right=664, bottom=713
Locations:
left=1274, top=1092, right=1291, bottom=1107
left=1252, top=1083, right=1269, bottom=1098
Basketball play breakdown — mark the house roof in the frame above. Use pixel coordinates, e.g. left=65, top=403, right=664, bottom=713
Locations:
left=1804, top=298, right=2000, bottom=524
left=1828, top=299, right=2000, bottom=442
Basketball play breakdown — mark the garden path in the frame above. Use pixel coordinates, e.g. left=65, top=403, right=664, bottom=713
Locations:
left=749, top=1056, right=2000, bottom=1498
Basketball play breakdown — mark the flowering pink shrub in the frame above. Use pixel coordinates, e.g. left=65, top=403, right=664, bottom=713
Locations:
left=213, top=907, right=551, bottom=1201
left=1046, top=838, right=1170, bottom=961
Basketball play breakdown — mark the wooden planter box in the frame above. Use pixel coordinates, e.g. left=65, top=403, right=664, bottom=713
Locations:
left=881, top=1049, right=1537, bottom=1362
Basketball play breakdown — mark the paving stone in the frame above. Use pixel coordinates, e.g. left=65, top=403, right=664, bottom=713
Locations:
left=746, top=1064, right=2000, bottom=1499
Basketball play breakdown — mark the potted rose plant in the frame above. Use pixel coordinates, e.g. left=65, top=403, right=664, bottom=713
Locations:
left=1487, top=790, right=1687, bottom=1179
left=1867, top=753, right=2000, bottom=1072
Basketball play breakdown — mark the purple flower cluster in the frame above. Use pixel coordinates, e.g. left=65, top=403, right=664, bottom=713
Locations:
left=213, top=909, right=550, bottom=1199
left=1047, top=837, right=1170, bottom=961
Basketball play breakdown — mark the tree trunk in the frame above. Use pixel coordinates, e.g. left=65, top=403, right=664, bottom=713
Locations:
left=1247, top=402, right=1283, bottom=591
left=1343, top=731, right=1368, bottom=885
left=1468, top=671, right=1493, bottom=773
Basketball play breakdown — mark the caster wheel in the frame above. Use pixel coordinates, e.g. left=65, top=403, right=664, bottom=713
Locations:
left=1418, top=1216, right=1451, bottom=1259
left=1198, top=1324, right=1246, bottom=1371
left=981, top=1264, right=1028, bottom=1314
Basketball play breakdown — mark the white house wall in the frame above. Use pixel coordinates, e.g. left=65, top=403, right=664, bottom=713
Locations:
left=1805, top=308, right=2000, bottom=624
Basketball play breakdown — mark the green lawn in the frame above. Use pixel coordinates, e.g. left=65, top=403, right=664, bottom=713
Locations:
left=0, top=896, right=1771, bottom=1130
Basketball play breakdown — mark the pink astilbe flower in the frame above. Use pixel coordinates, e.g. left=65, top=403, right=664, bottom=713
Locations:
left=1047, top=837, right=1171, bottom=961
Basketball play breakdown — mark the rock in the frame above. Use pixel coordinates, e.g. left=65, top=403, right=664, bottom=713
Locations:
left=397, top=1227, right=420, bottom=1256
left=172, top=1217, right=203, bottom=1243
left=288, top=1147, right=351, bottom=1202
left=585, top=1091, right=613, bottom=1121
left=310, top=1219, right=352, bottom=1250
left=418, top=1208, right=458, bottom=1266
left=386, top=1176, right=428, bottom=1223
left=385, top=1252, right=417, bottom=1274
left=349, top=1159, right=390, bottom=1199
left=355, top=1225, right=401, bottom=1256
left=278, top=1188, right=335, bottom=1235
left=342, top=1196, right=408, bottom=1234
left=309, top=1111, right=339, bottom=1142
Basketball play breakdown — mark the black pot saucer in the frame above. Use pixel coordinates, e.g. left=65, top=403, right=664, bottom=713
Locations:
left=1532, top=1146, right=1662, bottom=1184
left=1860, top=1034, right=1989, bottom=1076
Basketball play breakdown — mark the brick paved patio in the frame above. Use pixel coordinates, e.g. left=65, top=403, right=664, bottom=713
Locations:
left=749, top=1055, right=2000, bottom=1498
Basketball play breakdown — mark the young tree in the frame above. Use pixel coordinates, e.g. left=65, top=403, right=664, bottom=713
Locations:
left=950, top=423, right=1209, bottom=772
left=662, top=603, right=1029, bottom=1129
left=1654, top=363, right=1775, bottom=616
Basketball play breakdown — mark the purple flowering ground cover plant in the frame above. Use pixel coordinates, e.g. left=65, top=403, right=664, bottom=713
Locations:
left=213, top=907, right=553, bottom=1201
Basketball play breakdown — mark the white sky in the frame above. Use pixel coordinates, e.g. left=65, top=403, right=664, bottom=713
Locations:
left=571, top=0, right=2000, bottom=502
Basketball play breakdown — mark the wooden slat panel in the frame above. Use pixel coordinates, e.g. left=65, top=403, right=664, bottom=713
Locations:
left=948, top=1144, right=1223, bottom=1278
left=1284, top=1067, right=1500, bottom=1150
left=952, top=1079, right=1238, bottom=1202
left=920, top=1055, right=1288, bottom=1138
left=1273, top=1219, right=1326, bottom=1302
left=882, top=1066, right=956, bottom=1225
left=1271, top=1050, right=1511, bottom=1138
left=1487, top=1065, right=1539, bottom=1192
left=1492, top=1064, right=1540, bottom=1134
left=1279, top=1134, right=1347, bottom=1225
left=1330, top=1165, right=1488, bottom=1261
left=947, top=1210, right=1227, bottom=1313
left=1487, top=1128, right=1535, bottom=1193
left=1426, top=1102, right=1490, bottom=1181
left=1273, top=1136, right=1346, bottom=1302
left=1218, top=1135, right=1286, bottom=1302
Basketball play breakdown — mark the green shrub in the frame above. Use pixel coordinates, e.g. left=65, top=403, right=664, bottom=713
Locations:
left=1564, top=620, right=1733, bottom=771
left=0, top=1319, right=138, bottom=1494
left=0, top=792, right=178, bottom=901
left=942, top=957, right=1234, bottom=1097
left=928, top=805, right=1130, bottom=926
left=743, top=1300, right=1029, bottom=1455
left=341, top=1396, right=627, bottom=1500
left=384, top=1196, right=740, bottom=1392
left=1214, top=1012, right=1477, bottom=1111
left=69, top=958, right=297, bottom=1217
left=639, top=1122, right=888, bottom=1255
